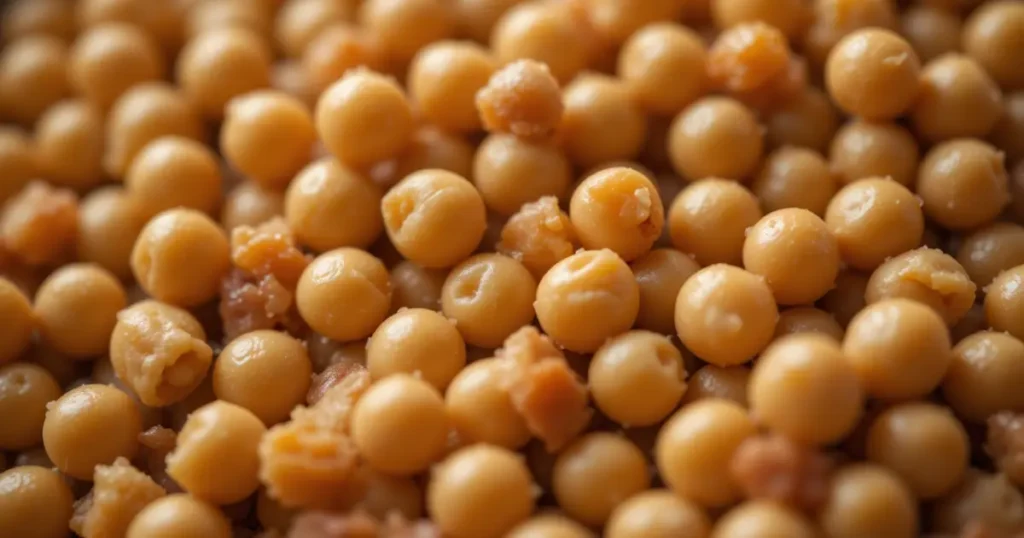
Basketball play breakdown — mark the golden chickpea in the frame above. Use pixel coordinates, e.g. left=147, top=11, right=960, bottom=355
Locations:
left=930, top=469, right=1024, bottom=534
left=865, top=247, right=976, bottom=326
left=560, top=74, right=647, bottom=169
left=765, top=87, right=839, bottom=153
left=34, top=99, right=104, bottom=190
left=676, top=264, right=778, bottom=367
left=824, top=178, right=924, bottom=271
left=176, top=27, right=272, bottom=120
left=711, top=0, right=810, bottom=40
left=913, top=54, right=1003, bottom=143
left=0, top=128, right=38, bottom=203
left=751, top=147, right=837, bottom=217
left=706, top=22, right=792, bottom=99
left=445, top=357, right=530, bottom=449
left=473, top=134, right=571, bottom=217
left=918, top=139, right=1009, bottom=230
left=491, top=2, right=589, bottom=84
left=285, top=157, right=383, bottom=252
left=392, top=127, right=475, bottom=183
left=131, top=208, right=231, bottom=307
left=1, top=181, right=79, bottom=267
left=987, top=265, right=1024, bottom=341
left=351, top=374, right=448, bottom=475
left=657, top=399, right=756, bottom=507
left=743, top=208, right=839, bottom=305
left=819, top=464, right=918, bottom=538
left=0, top=278, right=34, bottom=365
left=301, top=24, right=375, bottom=95
left=126, top=136, right=223, bottom=218
left=992, top=92, right=1024, bottom=164
left=832, top=121, right=919, bottom=187
left=589, top=331, right=686, bottom=427
left=221, top=181, right=285, bottom=232
left=428, top=444, right=535, bottom=538
left=631, top=248, right=700, bottom=334
left=668, top=178, right=762, bottom=266
left=0, top=363, right=62, bottom=451
left=958, top=223, right=1024, bottom=289
left=711, top=501, right=817, bottom=538
left=381, top=169, right=486, bottom=268
left=104, top=82, right=205, bottom=179
left=126, top=494, right=232, bottom=538
left=316, top=69, right=413, bottom=168
left=441, top=253, right=536, bottom=349
left=476, top=58, right=563, bottom=142
left=582, top=0, right=687, bottom=45
left=451, top=0, right=520, bottom=43
left=901, top=5, right=962, bottom=63
left=669, top=97, right=763, bottom=182
left=274, top=0, right=352, bottom=58
left=535, top=249, right=639, bottom=353
left=0, top=466, right=74, bottom=538
left=69, top=23, right=165, bottom=110
left=618, top=23, right=707, bottom=116
left=34, top=263, right=126, bottom=359
left=42, top=384, right=141, bottom=480
left=606, top=489, right=710, bottom=538
left=78, top=0, right=187, bottom=54
left=214, top=331, right=312, bottom=425
left=367, top=308, right=465, bottom=390
left=963, top=1, right=1024, bottom=91
left=76, top=187, right=145, bottom=280
left=842, top=298, right=952, bottom=399
left=359, top=0, right=453, bottom=63
left=826, top=29, right=921, bottom=120
left=774, top=308, right=843, bottom=341
left=221, top=90, right=317, bottom=190
left=682, top=365, right=750, bottom=406
left=570, top=167, right=664, bottom=262
left=553, top=433, right=651, bottom=527
left=508, top=514, right=594, bottom=538
left=3, top=0, right=76, bottom=43
left=944, top=331, right=1024, bottom=423
left=296, top=248, right=391, bottom=342
left=409, top=41, right=496, bottom=133
left=167, top=401, right=266, bottom=504
left=0, top=36, right=69, bottom=126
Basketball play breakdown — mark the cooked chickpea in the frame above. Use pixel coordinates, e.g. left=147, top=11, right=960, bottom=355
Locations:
left=473, top=134, right=571, bottom=217
left=987, top=265, right=1024, bottom=342
left=958, top=223, right=1024, bottom=289
left=0, top=466, right=74, bottom=538
left=126, top=136, right=223, bottom=218
left=617, top=23, right=707, bottom=116
left=76, top=187, right=145, bottom=280
left=826, top=29, right=921, bottom=120
left=508, top=514, right=594, bottom=538
left=367, top=308, right=465, bottom=389
left=561, top=74, right=647, bottom=169
left=668, top=178, right=762, bottom=266
left=712, top=501, right=817, bottom=538
left=34, top=263, right=126, bottom=359
left=0, top=278, right=34, bottom=364
left=824, top=178, right=924, bottom=271
left=274, top=0, right=352, bottom=58
left=668, top=97, right=764, bottom=182
left=751, top=147, right=837, bottom=217
left=583, top=0, right=688, bottom=45
left=963, top=1, right=1024, bottom=91
left=901, top=5, right=962, bottom=63
left=865, top=247, right=976, bottom=326
left=944, top=331, right=1024, bottom=423
left=842, top=298, right=952, bottom=399
left=126, top=494, right=232, bottom=538
left=589, top=331, right=686, bottom=427
left=706, top=22, right=792, bottom=97
left=820, top=464, right=918, bottom=538
left=711, top=0, right=810, bottom=39
left=392, top=127, right=475, bottom=183
left=34, top=99, right=104, bottom=190
left=352, top=374, right=448, bottom=475
left=79, top=0, right=186, bottom=54
left=830, top=120, right=919, bottom=186
left=359, top=0, right=453, bottom=63
left=221, top=90, right=317, bottom=190
left=428, top=444, right=535, bottom=538
left=490, top=2, right=589, bottom=84
left=0, top=363, right=62, bottom=451
left=389, top=261, right=446, bottom=312
left=775, top=307, right=844, bottom=341
left=301, top=25, right=375, bottom=94
left=993, top=92, right=1024, bottom=164
left=0, top=128, right=38, bottom=203
left=917, top=139, right=1009, bottom=230
left=42, top=384, right=141, bottom=480
left=69, top=23, right=165, bottom=110
left=445, top=357, right=530, bottom=449
left=221, top=181, right=285, bottom=232
left=682, top=365, right=751, bottom=406
left=285, top=157, right=383, bottom=252
left=913, top=54, right=1003, bottom=142
left=2, top=181, right=79, bottom=267
left=477, top=59, right=564, bottom=142
left=296, top=248, right=391, bottom=342
left=606, top=489, right=710, bottom=538
left=631, top=248, right=700, bottom=334
left=317, top=69, right=416, bottom=164
left=409, top=41, right=496, bottom=133
left=213, top=331, right=312, bottom=425
left=571, top=167, right=663, bottom=261
left=3, top=0, right=76, bottom=43
left=553, top=433, right=650, bottom=527
left=743, top=208, right=839, bottom=305
left=535, top=249, right=639, bottom=353
left=176, top=27, right=272, bottom=120
left=131, top=208, right=231, bottom=307
left=497, top=196, right=577, bottom=279
left=0, top=36, right=69, bottom=126
left=765, top=87, right=839, bottom=153
left=441, top=253, right=536, bottom=348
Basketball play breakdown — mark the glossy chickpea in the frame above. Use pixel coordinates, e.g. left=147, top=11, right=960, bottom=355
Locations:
left=77, top=187, right=146, bottom=280
left=296, top=248, right=391, bottom=342
left=221, top=181, right=285, bottom=232
left=657, top=399, right=756, bottom=507
left=359, top=0, right=453, bottom=63
left=214, top=331, right=312, bottom=425
left=381, top=169, right=486, bottom=268
left=553, top=433, right=651, bottom=527
left=0, top=36, right=69, bottom=126
left=901, top=5, right=962, bottom=63
left=473, top=134, right=571, bottom=217
left=351, top=374, right=448, bottom=475
left=441, top=254, right=536, bottom=349
left=221, top=90, right=317, bottom=190
left=167, top=401, right=266, bottom=504
left=479, top=59, right=564, bottom=141
left=367, top=308, right=465, bottom=390
left=535, top=249, right=639, bottom=353
left=0, top=364, right=62, bottom=451
left=3, top=0, right=76, bottom=43
left=842, top=298, right=952, bottom=399
left=743, top=208, right=839, bottom=305
left=571, top=167, right=663, bottom=261
left=490, top=2, right=589, bottom=84
left=0, top=128, right=38, bottom=203
left=918, top=139, right=1009, bottom=230
left=617, top=23, right=707, bottom=116
left=126, top=136, right=223, bottom=218
left=285, top=157, right=383, bottom=252
left=866, top=247, right=976, bottom=325
left=126, top=494, right=232, bottom=538
left=775, top=307, right=844, bottom=340
left=830, top=120, right=919, bottom=186
left=682, top=365, right=751, bottom=406
left=274, top=0, right=352, bottom=58
left=176, top=27, right=272, bottom=120
left=428, top=444, right=534, bottom=538
left=765, top=87, right=839, bottom=153
left=560, top=75, right=647, bottom=169
left=316, top=69, right=413, bottom=168
left=34, top=263, right=126, bottom=359
left=0, top=466, right=74, bottom=538
left=818, top=464, right=918, bottom=538
left=668, top=97, right=764, bottom=182
left=451, top=0, right=519, bottom=42
left=668, top=178, right=762, bottom=266
left=752, top=147, right=837, bottom=217
left=676, top=264, right=778, bottom=366
left=992, top=92, right=1024, bottom=164
left=445, top=357, right=530, bottom=449
left=69, top=23, right=164, bottom=110
left=508, top=514, right=594, bottom=538
left=1, top=181, right=79, bottom=267
left=944, top=331, right=1024, bottom=423
left=409, top=41, right=496, bottom=133
left=824, top=178, right=924, bottom=271
left=606, top=489, right=710, bottom=538
left=589, top=331, right=686, bottom=427
left=0, top=278, right=34, bottom=364
left=131, top=208, right=231, bottom=307
left=301, top=25, right=375, bottom=95
left=42, top=384, right=141, bottom=480
left=826, top=29, right=920, bottom=120
left=963, top=1, right=1024, bottom=91
left=913, top=54, right=1003, bottom=142
left=34, top=99, right=104, bottom=190
left=712, top=501, right=817, bottom=538
left=987, top=265, right=1024, bottom=342
left=631, top=248, right=700, bottom=334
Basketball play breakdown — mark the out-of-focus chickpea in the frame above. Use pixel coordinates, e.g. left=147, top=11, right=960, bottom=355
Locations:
left=866, top=402, right=969, bottom=499
left=589, top=331, right=686, bottom=427
left=865, top=247, right=976, bottom=326
left=1, top=181, right=79, bottom=267
left=214, top=330, right=312, bottom=425
left=285, top=157, right=383, bottom=252
left=987, top=265, right=1024, bottom=342
left=126, top=136, right=223, bottom=218
left=441, top=253, right=536, bottom=349
left=352, top=374, right=448, bottom=475
left=316, top=69, right=413, bottom=168
left=958, top=224, right=1024, bottom=290
left=508, top=514, right=594, bottom=538
left=668, top=97, right=764, bottom=182
left=820, top=269, right=869, bottom=328
left=131, top=208, right=231, bottom=307
left=917, top=139, right=1009, bottom=231
left=445, top=357, right=530, bottom=449
left=606, top=489, right=710, bottom=538
left=34, top=263, right=125, bottom=359
left=743, top=208, right=839, bottom=305
left=358, top=0, right=453, bottom=63
left=668, top=178, right=762, bottom=266
left=560, top=74, right=647, bottom=169
left=0, top=363, right=62, bottom=451
left=992, top=92, right=1024, bottom=164
left=842, top=298, right=952, bottom=400
left=166, top=401, right=266, bottom=504
left=765, top=87, right=839, bottom=153
left=76, top=187, right=145, bottom=280
left=428, top=444, right=535, bottom=538
left=751, top=147, right=837, bottom=217
left=274, top=0, right=353, bottom=58
left=829, top=120, right=919, bottom=186
left=221, top=90, right=317, bottom=190
left=392, top=127, right=475, bottom=183
left=824, top=178, right=924, bottom=271
left=944, top=331, right=1024, bottom=423
left=78, top=0, right=187, bottom=54
left=473, top=134, right=571, bottom=217
left=617, top=23, right=707, bottom=116
left=221, top=181, right=285, bottom=232
left=682, top=365, right=751, bottom=406
left=34, top=99, right=104, bottom=190
left=389, top=260, right=446, bottom=312
left=912, top=54, right=1003, bottom=142
left=3, top=0, right=76, bottom=43
left=583, top=0, right=687, bottom=45
left=711, top=501, right=817, bottom=538
left=901, top=5, right=962, bottom=63
left=963, top=1, right=1024, bottom=91
left=0, top=278, right=34, bottom=365
left=535, top=249, right=639, bottom=353
left=818, top=464, right=918, bottom=538
left=409, top=41, right=496, bottom=133
left=553, top=433, right=651, bottom=527
left=711, top=0, right=810, bottom=40
left=490, top=2, right=589, bottom=84
left=176, top=27, right=272, bottom=120
left=296, top=248, right=391, bottom=342
left=0, top=128, right=38, bottom=203
left=930, top=468, right=1024, bottom=535
left=826, top=29, right=920, bottom=120
left=42, top=384, right=141, bottom=480
left=631, top=248, right=700, bottom=335
left=451, top=0, right=521, bottom=43
left=657, top=399, right=756, bottom=507
left=301, top=24, right=375, bottom=95
left=0, top=36, right=69, bottom=126
left=0, top=466, right=74, bottom=538
left=68, top=23, right=165, bottom=110
left=367, top=308, right=465, bottom=390
left=570, top=167, right=663, bottom=262
left=676, top=264, right=778, bottom=367
left=126, top=494, right=232, bottom=538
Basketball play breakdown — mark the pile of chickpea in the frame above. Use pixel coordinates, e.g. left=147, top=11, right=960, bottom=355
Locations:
left=0, top=0, right=1023, bottom=537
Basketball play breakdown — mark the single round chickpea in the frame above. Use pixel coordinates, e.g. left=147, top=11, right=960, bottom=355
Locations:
left=490, top=1, right=590, bottom=84
left=301, top=25, right=375, bottom=95
left=473, top=134, right=572, bottom=217
left=445, top=357, right=530, bottom=449
left=77, top=187, right=146, bottom=280
left=34, top=263, right=126, bottom=359
left=668, top=178, right=763, bottom=267
left=957, top=223, right=1024, bottom=289
left=606, top=489, right=711, bottom=538
left=34, top=99, right=104, bottom=190
left=214, top=330, right=313, bottom=425
left=570, top=167, right=664, bottom=263
left=589, top=331, right=687, bottom=427
left=682, top=365, right=751, bottom=407
left=0, top=36, right=69, bottom=126
left=274, top=0, right=353, bottom=58
left=944, top=331, right=1024, bottom=423
left=865, top=247, right=976, bottom=326
left=711, top=501, right=817, bottom=538
left=0, top=277, right=34, bottom=364
left=221, top=90, right=317, bottom=190
left=917, top=139, right=1009, bottom=231
left=825, top=29, right=921, bottom=120
left=126, top=494, right=232, bottom=538
left=668, top=97, right=764, bottom=182
left=829, top=120, right=919, bottom=187
left=0, top=181, right=79, bottom=267
left=285, top=157, right=383, bottom=252
left=765, top=87, right=839, bottom=153
left=222, top=181, right=285, bottom=232
left=175, top=27, right=272, bottom=120
left=553, top=433, right=651, bottom=527
left=441, top=253, right=536, bottom=349
left=751, top=147, right=838, bottom=217
left=912, top=54, right=1003, bottom=142
left=358, top=0, right=454, bottom=63
left=743, top=208, right=840, bottom=305
left=125, top=136, right=223, bottom=218
left=617, top=23, right=707, bottom=116
left=42, top=384, right=142, bottom=480
left=631, top=248, right=701, bottom=335
left=296, top=248, right=391, bottom=342
left=902, top=5, right=962, bottom=63
left=367, top=308, right=466, bottom=390
left=0, top=466, right=74, bottom=538
left=963, top=1, right=1024, bottom=90
left=0, top=363, right=62, bottom=451
left=819, top=464, right=919, bottom=538
left=476, top=58, right=563, bottom=141
left=824, top=178, right=924, bottom=271
left=409, top=40, right=496, bottom=133
left=561, top=74, right=647, bottom=169
left=69, top=23, right=165, bottom=110
left=0, top=128, right=39, bottom=203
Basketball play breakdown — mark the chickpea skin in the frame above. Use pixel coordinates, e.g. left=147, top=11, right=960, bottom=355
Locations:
left=285, top=157, right=383, bottom=252
left=445, top=357, right=530, bottom=449
left=34, top=99, right=104, bottom=190
left=553, top=433, right=651, bottom=527
left=221, top=90, right=317, bottom=190
left=743, top=208, right=839, bottom=305
left=668, top=178, right=762, bottom=266
left=986, top=265, right=1024, bottom=342
left=912, top=54, right=1003, bottom=142
left=963, top=1, right=1024, bottom=90
left=296, top=248, right=391, bottom=342
left=865, top=247, right=976, bottom=326
left=214, top=330, right=313, bottom=425
left=0, top=363, right=62, bottom=451
left=617, top=23, right=707, bottom=116
left=825, top=29, right=921, bottom=120
left=176, top=27, right=272, bottom=120
left=829, top=120, right=919, bottom=186
left=944, top=331, right=1024, bottom=423
left=69, top=23, right=165, bottom=110
left=42, top=384, right=141, bottom=480
left=441, top=253, right=536, bottom=349
left=34, top=263, right=126, bottom=359
left=126, top=494, right=232, bottom=538
left=131, top=208, right=231, bottom=308
left=668, top=97, right=764, bottom=182
left=126, top=136, right=223, bottom=218
left=535, top=249, right=640, bottom=353
left=473, top=134, right=572, bottom=217
left=560, top=75, right=647, bottom=169
left=589, top=331, right=687, bottom=427
left=901, top=4, right=962, bottom=63
left=367, top=308, right=466, bottom=390
left=917, top=139, right=1009, bottom=231
left=824, top=178, right=924, bottom=271
left=0, top=277, right=34, bottom=364
left=0, top=466, right=74, bottom=538
left=409, top=41, right=497, bottom=133
left=819, top=465, right=918, bottom=538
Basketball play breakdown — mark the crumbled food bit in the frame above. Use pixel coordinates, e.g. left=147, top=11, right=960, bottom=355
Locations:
left=476, top=59, right=563, bottom=141
left=729, top=434, right=833, bottom=512
left=70, top=457, right=165, bottom=538
left=708, top=23, right=791, bottom=95
left=988, top=412, right=1024, bottom=488
left=288, top=510, right=441, bottom=538
left=497, top=196, right=577, bottom=280
left=0, top=181, right=78, bottom=266
left=230, top=218, right=311, bottom=289
left=220, top=269, right=304, bottom=341
left=308, top=362, right=369, bottom=406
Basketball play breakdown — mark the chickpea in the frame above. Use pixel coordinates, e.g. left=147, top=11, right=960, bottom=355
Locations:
left=0, top=363, right=62, bottom=451
left=69, top=23, right=165, bottom=110
left=561, top=74, right=647, bottom=169
left=606, top=489, right=711, bottom=538
left=285, top=157, right=383, bottom=252
left=958, top=223, right=1024, bottom=289
left=441, top=253, right=536, bottom=349
left=631, top=248, right=700, bottom=335
left=912, top=54, right=1003, bottom=142
left=0, top=128, right=38, bottom=203
left=0, top=466, right=74, bottom=538
left=826, top=29, right=920, bottom=120
left=824, top=178, right=924, bottom=271
left=866, top=247, right=976, bottom=327
left=316, top=69, right=413, bottom=168
left=75, top=187, right=144, bottom=280
left=818, top=464, right=918, bottom=538
left=2, top=0, right=76, bottom=43
left=473, top=134, right=572, bottom=217
left=1, top=181, right=79, bottom=267
left=42, top=384, right=141, bottom=480
left=0, top=36, right=69, bottom=126
left=221, top=181, right=285, bottom=232
left=987, top=265, right=1024, bottom=342
left=214, top=331, right=312, bottom=425
left=388, top=260, right=446, bottom=312
left=367, top=308, right=465, bottom=390
left=589, top=331, right=686, bottom=427
left=78, top=0, right=187, bottom=54
left=409, top=41, right=496, bottom=133
left=34, top=99, right=104, bottom=190
left=301, top=25, right=375, bottom=95
left=707, top=22, right=792, bottom=98
left=490, top=1, right=589, bottom=84
left=554, top=433, right=650, bottom=527
left=274, top=0, right=353, bottom=58
left=221, top=90, right=317, bottom=190
left=34, top=263, right=126, bottom=359
left=711, top=0, right=810, bottom=40
left=751, top=147, right=837, bottom=217
left=0, top=278, right=34, bottom=365
left=917, top=139, right=1009, bottom=231
left=963, top=1, right=1024, bottom=91
left=901, top=5, right=962, bottom=63
left=583, top=0, right=687, bottom=45
left=508, top=514, right=594, bottom=538
left=682, top=365, right=751, bottom=406
left=668, top=178, right=762, bottom=266
left=668, top=97, right=764, bottom=182
left=445, top=357, right=530, bottom=449
left=743, top=208, right=839, bottom=305
left=176, top=27, right=272, bottom=120
left=126, top=136, right=223, bottom=218
left=392, top=127, right=475, bottom=183
left=126, top=494, right=232, bottom=538
left=765, top=87, right=839, bottom=153
left=944, top=331, right=1024, bottom=423
left=358, top=0, right=453, bottom=63
left=773, top=307, right=843, bottom=341
left=711, top=501, right=817, bottom=538
left=617, top=23, right=707, bottom=116
left=451, top=0, right=521, bottom=43
left=992, top=92, right=1024, bottom=164
left=296, top=248, right=391, bottom=342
